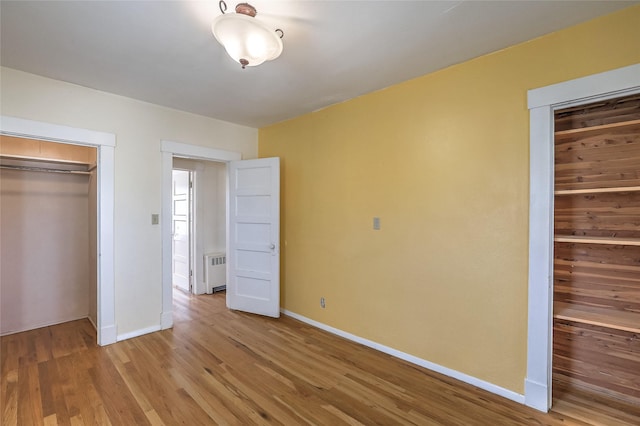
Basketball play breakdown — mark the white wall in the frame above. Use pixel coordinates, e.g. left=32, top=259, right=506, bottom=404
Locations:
left=0, top=67, right=258, bottom=336
left=172, top=158, right=227, bottom=294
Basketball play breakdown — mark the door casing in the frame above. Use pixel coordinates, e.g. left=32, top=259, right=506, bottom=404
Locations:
left=160, top=140, right=241, bottom=329
left=525, top=63, right=640, bottom=412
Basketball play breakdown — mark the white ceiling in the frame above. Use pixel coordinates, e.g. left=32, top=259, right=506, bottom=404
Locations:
left=1, top=1, right=637, bottom=128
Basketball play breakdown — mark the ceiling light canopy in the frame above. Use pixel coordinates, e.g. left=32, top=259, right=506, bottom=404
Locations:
left=211, top=1, right=284, bottom=69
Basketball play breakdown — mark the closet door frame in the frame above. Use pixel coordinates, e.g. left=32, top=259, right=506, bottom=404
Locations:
left=525, top=63, right=640, bottom=412
left=0, top=115, right=116, bottom=346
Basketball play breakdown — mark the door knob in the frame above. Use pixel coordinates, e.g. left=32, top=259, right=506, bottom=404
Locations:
left=270, top=244, right=276, bottom=250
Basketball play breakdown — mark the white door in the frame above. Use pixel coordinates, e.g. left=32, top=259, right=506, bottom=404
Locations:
left=227, top=157, right=280, bottom=317
left=172, top=169, right=191, bottom=292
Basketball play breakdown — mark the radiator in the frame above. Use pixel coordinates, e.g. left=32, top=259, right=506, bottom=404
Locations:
left=204, top=252, right=226, bottom=293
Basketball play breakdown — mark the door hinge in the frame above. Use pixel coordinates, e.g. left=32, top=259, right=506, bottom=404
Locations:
left=190, top=269, right=193, bottom=277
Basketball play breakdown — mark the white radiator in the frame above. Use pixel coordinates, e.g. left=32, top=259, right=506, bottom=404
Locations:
left=204, top=252, right=226, bottom=293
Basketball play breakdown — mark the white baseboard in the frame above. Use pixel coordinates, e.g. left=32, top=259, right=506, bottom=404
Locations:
left=117, top=325, right=161, bottom=342
left=524, top=378, right=550, bottom=412
left=99, top=323, right=117, bottom=346
left=160, top=311, right=173, bottom=330
left=282, top=309, right=525, bottom=405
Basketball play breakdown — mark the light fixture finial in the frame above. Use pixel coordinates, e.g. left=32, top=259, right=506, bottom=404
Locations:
left=235, top=3, right=257, bottom=17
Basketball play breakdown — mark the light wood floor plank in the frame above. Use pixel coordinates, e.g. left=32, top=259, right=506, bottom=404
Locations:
left=42, top=414, right=57, bottom=426
left=1, top=369, right=18, bottom=425
left=18, top=362, right=44, bottom=426
left=2, top=290, right=639, bottom=425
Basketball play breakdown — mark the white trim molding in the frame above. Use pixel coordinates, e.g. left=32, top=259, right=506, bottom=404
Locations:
left=160, top=140, right=241, bottom=330
left=0, top=115, right=116, bottom=147
left=526, top=63, right=640, bottom=412
left=528, top=63, right=640, bottom=110
left=117, top=325, right=161, bottom=342
left=283, top=309, right=525, bottom=405
left=161, top=140, right=240, bottom=162
left=0, top=115, right=117, bottom=346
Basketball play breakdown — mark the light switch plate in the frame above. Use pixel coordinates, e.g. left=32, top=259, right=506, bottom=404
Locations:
left=373, top=217, right=380, bottom=230
left=151, top=214, right=160, bottom=225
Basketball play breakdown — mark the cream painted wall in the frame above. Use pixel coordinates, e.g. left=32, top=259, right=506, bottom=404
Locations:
left=172, top=158, right=227, bottom=294
left=0, top=67, right=257, bottom=336
left=259, top=6, right=640, bottom=394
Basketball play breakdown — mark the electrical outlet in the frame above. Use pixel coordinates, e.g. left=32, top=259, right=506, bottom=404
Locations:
left=373, top=217, right=380, bottom=230
left=320, top=297, right=326, bottom=308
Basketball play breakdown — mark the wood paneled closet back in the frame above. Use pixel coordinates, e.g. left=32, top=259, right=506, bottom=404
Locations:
left=552, top=94, right=640, bottom=404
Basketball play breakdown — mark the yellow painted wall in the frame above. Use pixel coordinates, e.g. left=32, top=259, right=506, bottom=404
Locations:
left=259, top=6, right=640, bottom=394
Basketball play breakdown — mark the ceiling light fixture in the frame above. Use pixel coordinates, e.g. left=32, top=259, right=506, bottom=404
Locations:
left=211, top=1, right=284, bottom=69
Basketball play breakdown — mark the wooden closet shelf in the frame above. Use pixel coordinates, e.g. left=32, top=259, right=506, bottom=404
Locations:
left=554, top=236, right=640, bottom=246
left=554, top=302, right=640, bottom=333
left=0, top=153, right=91, bottom=167
left=554, top=118, right=640, bottom=140
left=555, top=186, right=640, bottom=195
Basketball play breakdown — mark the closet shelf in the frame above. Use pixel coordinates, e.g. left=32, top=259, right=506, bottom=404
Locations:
left=554, top=302, right=640, bottom=333
left=554, top=236, right=640, bottom=246
left=0, top=153, right=91, bottom=167
left=0, top=154, right=94, bottom=174
left=554, top=118, right=640, bottom=140
left=555, top=186, right=640, bottom=195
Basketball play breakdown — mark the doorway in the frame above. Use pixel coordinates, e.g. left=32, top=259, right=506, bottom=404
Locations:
left=172, top=169, right=193, bottom=293
left=171, top=158, right=229, bottom=296
left=160, top=141, right=281, bottom=328
left=525, top=63, right=640, bottom=412
left=0, top=115, right=116, bottom=346
left=160, top=141, right=241, bottom=329
left=0, top=137, right=98, bottom=337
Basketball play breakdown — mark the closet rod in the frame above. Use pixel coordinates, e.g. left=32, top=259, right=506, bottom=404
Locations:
left=0, top=164, right=92, bottom=175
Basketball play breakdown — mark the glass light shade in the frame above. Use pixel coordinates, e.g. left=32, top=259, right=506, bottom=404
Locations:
left=212, top=14, right=283, bottom=67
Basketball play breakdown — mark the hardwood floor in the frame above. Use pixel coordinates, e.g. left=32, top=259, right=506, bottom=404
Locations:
left=2, top=290, right=640, bottom=425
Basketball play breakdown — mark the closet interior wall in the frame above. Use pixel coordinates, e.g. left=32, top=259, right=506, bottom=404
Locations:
left=552, top=94, right=640, bottom=404
left=0, top=136, right=97, bottom=335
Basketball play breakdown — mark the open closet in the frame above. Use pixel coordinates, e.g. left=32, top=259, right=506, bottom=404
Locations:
left=0, top=135, right=98, bottom=337
left=552, top=94, right=640, bottom=403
